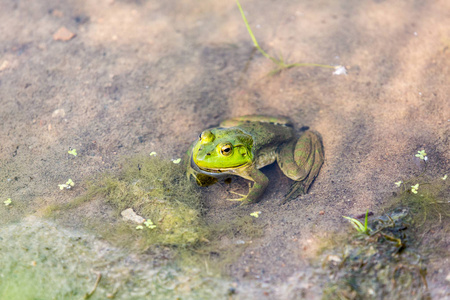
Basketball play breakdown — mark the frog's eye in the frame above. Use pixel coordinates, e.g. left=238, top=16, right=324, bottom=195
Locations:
left=220, top=144, right=233, bottom=156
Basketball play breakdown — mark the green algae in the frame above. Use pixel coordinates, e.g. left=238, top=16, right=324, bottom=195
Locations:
left=391, top=176, right=449, bottom=230
left=0, top=217, right=239, bottom=300
left=46, top=155, right=208, bottom=248
left=320, top=174, right=448, bottom=300
left=44, top=154, right=263, bottom=272
left=321, top=208, right=430, bottom=300
left=0, top=155, right=266, bottom=299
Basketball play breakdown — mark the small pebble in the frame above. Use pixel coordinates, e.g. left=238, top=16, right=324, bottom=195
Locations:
left=121, top=208, right=145, bottom=224
left=53, top=27, right=76, bottom=41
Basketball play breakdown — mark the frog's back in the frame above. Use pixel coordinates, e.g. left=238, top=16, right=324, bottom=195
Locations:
left=220, top=115, right=292, bottom=127
left=221, top=116, right=295, bottom=154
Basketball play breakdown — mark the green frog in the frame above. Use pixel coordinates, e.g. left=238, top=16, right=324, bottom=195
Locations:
left=186, top=115, right=324, bottom=204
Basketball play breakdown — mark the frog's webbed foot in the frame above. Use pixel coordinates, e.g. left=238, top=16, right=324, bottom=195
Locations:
left=186, top=165, right=218, bottom=187
left=279, top=181, right=306, bottom=205
left=227, top=191, right=250, bottom=203
left=192, top=173, right=218, bottom=187
left=226, top=183, right=252, bottom=205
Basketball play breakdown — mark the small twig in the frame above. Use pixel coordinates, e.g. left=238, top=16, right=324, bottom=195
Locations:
left=380, top=232, right=403, bottom=248
left=83, top=272, right=102, bottom=299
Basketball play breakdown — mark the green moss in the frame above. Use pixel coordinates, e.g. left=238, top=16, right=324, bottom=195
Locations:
left=320, top=174, right=448, bottom=299
left=0, top=217, right=239, bottom=300
left=321, top=208, right=430, bottom=300
left=47, top=155, right=207, bottom=248
left=0, top=197, right=29, bottom=224
left=45, top=154, right=264, bottom=274
left=390, top=176, right=449, bottom=229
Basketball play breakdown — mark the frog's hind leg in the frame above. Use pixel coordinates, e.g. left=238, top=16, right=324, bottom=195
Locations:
left=277, top=131, right=324, bottom=203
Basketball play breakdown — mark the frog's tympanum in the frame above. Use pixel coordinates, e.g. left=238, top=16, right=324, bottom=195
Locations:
left=186, top=116, right=324, bottom=204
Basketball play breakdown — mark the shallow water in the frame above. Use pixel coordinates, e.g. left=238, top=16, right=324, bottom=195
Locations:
left=0, top=0, right=449, bottom=298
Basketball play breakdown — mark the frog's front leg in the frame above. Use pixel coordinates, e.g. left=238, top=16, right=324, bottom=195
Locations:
left=228, top=167, right=269, bottom=204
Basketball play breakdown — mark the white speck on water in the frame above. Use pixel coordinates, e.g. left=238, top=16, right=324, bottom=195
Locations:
left=333, top=65, right=347, bottom=75
left=52, top=108, right=66, bottom=118
left=414, top=32, right=418, bottom=36
left=256, top=24, right=261, bottom=29
left=418, top=92, right=422, bottom=96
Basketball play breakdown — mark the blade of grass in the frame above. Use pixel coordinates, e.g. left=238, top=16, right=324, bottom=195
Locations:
left=235, top=0, right=273, bottom=61
left=343, top=216, right=365, bottom=232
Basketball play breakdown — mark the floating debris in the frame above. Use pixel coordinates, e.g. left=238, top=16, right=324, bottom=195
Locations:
left=415, top=150, right=427, bottom=160
left=68, top=149, right=77, bottom=156
left=53, top=26, right=76, bottom=41
left=333, top=65, right=347, bottom=75
left=250, top=211, right=261, bottom=218
left=58, top=179, right=74, bottom=190
left=411, top=183, right=419, bottom=194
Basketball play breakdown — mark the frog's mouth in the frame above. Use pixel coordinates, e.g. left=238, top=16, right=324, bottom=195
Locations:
left=198, top=164, right=249, bottom=173
left=190, top=156, right=250, bottom=174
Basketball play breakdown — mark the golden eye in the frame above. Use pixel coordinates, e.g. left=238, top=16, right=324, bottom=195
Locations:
left=220, top=144, right=233, bottom=156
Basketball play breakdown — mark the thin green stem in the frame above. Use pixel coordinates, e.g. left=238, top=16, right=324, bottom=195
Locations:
left=235, top=0, right=335, bottom=73
left=235, top=0, right=272, bottom=60
left=287, top=63, right=336, bottom=69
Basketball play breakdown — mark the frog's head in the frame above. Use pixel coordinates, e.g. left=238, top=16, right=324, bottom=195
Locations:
left=192, top=128, right=253, bottom=171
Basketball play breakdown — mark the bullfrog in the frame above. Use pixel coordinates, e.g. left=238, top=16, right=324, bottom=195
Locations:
left=186, top=115, right=324, bottom=204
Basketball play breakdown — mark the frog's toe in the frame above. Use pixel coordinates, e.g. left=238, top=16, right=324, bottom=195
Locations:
left=227, top=191, right=258, bottom=205
left=227, top=191, right=248, bottom=201
left=193, top=173, right=218, bottom=187
left=280, top=181, right=306, bottom=205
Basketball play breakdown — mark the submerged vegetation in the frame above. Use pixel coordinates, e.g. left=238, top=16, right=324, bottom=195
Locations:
left=391, top=149, right=449, bottom=229
left=321, top=149, right=449, bottom=299
left=322, top=208, right=430, bottom=300
left=0, top=217, right=241, bottom=300
left=85, top=155, right=206, bottom=247
left=45, top=155, right=263, bottom=271
left=2, top=144, right=446, bottom=299
left=343, top=210, right=370, bottom=235
left=0, top=152, right=265, bottom=298
left=235, top=0, right=338, bottom=75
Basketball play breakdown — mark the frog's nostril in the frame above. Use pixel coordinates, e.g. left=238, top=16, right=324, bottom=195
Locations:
left=206, top=153, right=211, bottom=156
